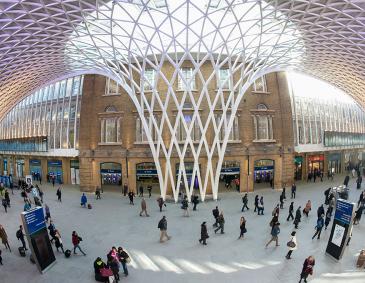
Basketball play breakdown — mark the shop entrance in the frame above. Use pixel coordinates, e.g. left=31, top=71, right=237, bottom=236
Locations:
left=29, top=159, right=42, bottom=181
left=294, top=156, right=303, bottom=181
left=70, top=160, right=80, bottom=185
left=254, top=159, right=274, bottom=190
left=328, top=153, right=341, bottom=174
left=100, top=162, right=122, bottom=189
left=136, top=162, right=159, bottom=194
left=307, top=154, right=324, bottom=178
left=47, top=160, right=63, bottom=184
left=219, top=161, right=240, bottom=192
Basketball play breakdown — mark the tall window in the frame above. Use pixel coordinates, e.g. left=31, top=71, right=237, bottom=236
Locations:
left=253, top=104, right=274, bottom=141
left=177, top=114, right=200, bottom=141
left=178, top=68, right=195, bottom=90
left=136, top=115, right=160, bottom=143
left=218, top=69, right=231, bottom=89
left=142, top=69, right=155, bottom=91
left=100, top=106, right=121, bottom=143
left=215, top=113, right=239, bottom=141
left=105, top=78, right=121, bottom=95
left=253, top=75, right=267, bottom=92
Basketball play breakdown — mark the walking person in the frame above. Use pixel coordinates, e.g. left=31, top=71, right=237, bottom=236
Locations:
left=80, top=193, right=87, bottom=208
left=48, top=220, right=57, bottom=243
left=95, top=187, right=101, bottom=200
left=52, top=175, right=55, bottom=187
left=254, top=195, right=259, bottom=212
left=147, top=185, right=152, bottom=198
left=241, top=193, right=249, bottom=212
left=72, top=231, right=86, bottom=255
left=291, top=183, right=296, bottom=199
left=56, top=187, right=62, bottom=202
left=2, top=198, right=8, bottom=213
left=128, top=191, right=135, bottom=205
left=280, top=193, right=284, bottom=209
left=299, top=256, right=315, bottom=283
left=16, top=225, right=27, bottom=250
left=158, top=216, right=171, bottom=243
left=258, top=196, right=264, bottom=215
left=54, top=230, right=64, bottom=253
left=294, top=206, right=302, bottom=229
left=117, top=247, right=130, bottom=277
left=282, top=186, right=286, bottom=200
left=4, top=190, right=10, bottom=207
left=303, top=200, right=311, bottom=217
left=287, top=202, right=294, bottom=221
left=139, top=197, right=150, bottom=217
left=139, top=184, right=144, bottom=197
left=214, top=212, right=225, bottom=234
left=199, top=222, right=209, bottom=245
left=324, top=208, right=332, bottom=230
left=317, top=204, right=325, bottom=218
left=238, top=216, right=247, bottom=239
left=107, top=254, right=120, bottom=282
left=265, top=222, right=280, bottom=248
left=312, top=214, right=324, bottom=240
left=181, top=195, right=189, bottom=217
left=285, top=231, right=297, bottom=259
left=212, top=206, right=219, bottom=227
left=353, top=204, right=364, bottom=225
left=157, top=196, right=165, bottom=212
left=0, top=225, right=11, bottom=252
left=192, top=194, right=199, bottom=211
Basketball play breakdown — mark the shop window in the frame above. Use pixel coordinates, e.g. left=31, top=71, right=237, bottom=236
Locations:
left=142, top=69, right=155, bottom=91
left=217, top=69, right=231, bottom=89
left=135, top=115, right=160, bottom=143
left=100, top=106, right=121, bottom=144
left=105, top=78, right=121, bottom=96
left=178, top=68, right=195, bottom=90
left=253, top=75, right=267, bottom=92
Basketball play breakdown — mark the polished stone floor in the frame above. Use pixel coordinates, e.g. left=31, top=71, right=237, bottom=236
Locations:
left=0, top=174, right=365, bottom=283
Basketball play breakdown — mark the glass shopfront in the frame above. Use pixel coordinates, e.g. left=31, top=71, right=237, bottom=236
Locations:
left=219, top=161, right=240, bottom=191
left=176, top=162, right=200, bottom=191
left=47, top=160, right=63, bottom=184
left=3, top=159, right=7, bottom=175
left=136, top=162, right=159, bottom=192
left=70, top=160, right=80, bottom=185
left=294, top=156, right=303, bottom=181
left=254, top=159, right=274, bottom=189
left=100, top=162, right=122, bottom=187
left=308, top=154, right=324, bottom=173
left=29, top=159, right=42, bottom=180
left=328, top=153, right=341, bottom=174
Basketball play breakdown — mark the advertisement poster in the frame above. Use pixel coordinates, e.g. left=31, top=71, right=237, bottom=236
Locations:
left=331, top=224, right=345, bottom=247
left=26, top=175, right=33, bottom=186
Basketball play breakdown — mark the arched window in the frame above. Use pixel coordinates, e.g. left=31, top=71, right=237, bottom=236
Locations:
left=252, top=104, right=274, bottom=141
left=100, top=105, right=121, bottom=144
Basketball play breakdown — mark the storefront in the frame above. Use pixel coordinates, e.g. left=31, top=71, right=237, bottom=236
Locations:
left=3, top=159, right=7, bottom=175
left=100, top=162, right=122, bottom=187
left=136, top=162, right=159, bottom=191
left=328, top=153, right=341, bottom=174
left=176, top=162, right=200, bottom=191
left=29, top=159, right=42, bottom=180
left=47, top=160, right=63, bottom=184
left=219, top=161, right=240, bottom=191
left=307, top=154, right=324, bottom=173
left=254, top=159, right=274, bottom=189
left=16, top=159, right=25, bottom=178
left=294, top=156, right=303, bottom=181
left=70, top=160, right=80, bottom=185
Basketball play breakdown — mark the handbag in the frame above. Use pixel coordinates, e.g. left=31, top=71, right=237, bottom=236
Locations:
left=100, top=267, right=114, bottom=277
left=125, top=257, right=131, bottom=264
left=287, top=240, right=296, bottom=248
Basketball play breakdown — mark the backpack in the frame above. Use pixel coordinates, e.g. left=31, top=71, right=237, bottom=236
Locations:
left=157, top=220, right=162, bottom=229
left=16, top=230, right=22, bottom=239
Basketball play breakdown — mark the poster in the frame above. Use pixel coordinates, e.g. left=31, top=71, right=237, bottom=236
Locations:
left=26, top=174, right=33, bottom=186
left=331, top=224, right=345, bottom=247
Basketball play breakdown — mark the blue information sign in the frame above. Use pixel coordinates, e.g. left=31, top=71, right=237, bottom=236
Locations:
left=23, top=207, right=46, bottom=235
left=221, top=167, right=240, bottom=174
left=136, top=169, right=158, bottom=176
left=334, top=199, right=354, bottom=225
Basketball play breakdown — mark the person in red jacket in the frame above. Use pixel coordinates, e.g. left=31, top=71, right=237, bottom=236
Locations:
left=299, top=256, right=315, bottom=282
left=72, top=231, right=86, bottom=256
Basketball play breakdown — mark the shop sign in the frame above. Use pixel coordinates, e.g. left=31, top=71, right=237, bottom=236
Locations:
left=30, top=159, right=41, bottom=165
left=254, top=166, right=274, bottom=170
left=221, top=167, right=240, bottom=174
left=136, top=169, right=158, bottom=176
left=47, top=160, right=62, bottom=167
left=294, top=156, right=303, bottom=164
left=100, top=169, right=121, bottom=174
left=308, top=155, right=324, bottom=162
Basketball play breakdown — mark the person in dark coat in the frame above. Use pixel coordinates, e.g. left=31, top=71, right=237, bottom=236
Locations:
left=157, top=196, right=165, bottom=212
left=254, top=195, right=259, bottom=212
left=344, top=175, right=350, bottom=187
left=238, top=216, right=247, bottom=239
left=299, top=256, right=315, bottom=283
left=212, top=206, right=219, bottom=227
left=287, top=202, right=294, bottom=221
left=16, top=225, right=27, bottom=250
left=56, top=187, right=62, bottom=202
left=354, top=205, right=364, bottom=225
left=199, top=222, right=209, bottom=245
left=192, top=195, right=199, bottom=211
left=324, top=188, right=331, bottom=205
left=312, top=215, right=324, bottom=240
left=214, top=212, right=225, bottom=234
left=317, top=204, right=325, bottom=218
left=128, top=191, right=135, bottom=205
left=107, top=254, right=120, bottom=282
left=294, top=207, right=301, bottom=229
left=123, top=183, right=128, bottom=196
left=117, top=247, right=129, bottom=276
left=241, top=194, right=249, bottom=211
left=324, top=208, right=332, bottom=230
left=280, top=193, right=284, bottom=209
left=291, top=183, right=296, bottom=199
left=4, top=190, right=10, bottom=208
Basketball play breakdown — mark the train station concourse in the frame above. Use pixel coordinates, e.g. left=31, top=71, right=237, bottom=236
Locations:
left=0, top=1, right=365, bottom=283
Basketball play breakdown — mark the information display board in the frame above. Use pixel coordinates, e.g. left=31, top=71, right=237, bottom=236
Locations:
left=326, top=199, right=355, bottom=260
left=21, top=207, right=56, bottom=273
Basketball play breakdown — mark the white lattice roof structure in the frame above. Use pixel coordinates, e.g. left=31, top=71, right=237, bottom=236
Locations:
left=1, top=0, right=365, bottom=200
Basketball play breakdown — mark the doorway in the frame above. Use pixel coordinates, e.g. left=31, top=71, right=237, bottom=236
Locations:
left=254, top=159, right=274, bottom=190
left=100, top=162, right=122, bottom=190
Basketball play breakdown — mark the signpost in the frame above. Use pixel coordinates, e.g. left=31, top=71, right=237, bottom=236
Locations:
left=21, top=207, right=56, bottom=273
left=326, top=199, right=355, bottom=260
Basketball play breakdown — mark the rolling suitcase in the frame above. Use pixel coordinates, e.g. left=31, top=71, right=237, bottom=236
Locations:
left=18, top=247, right=26, bottom=257
left=88, top=204, right=92, bottom=209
